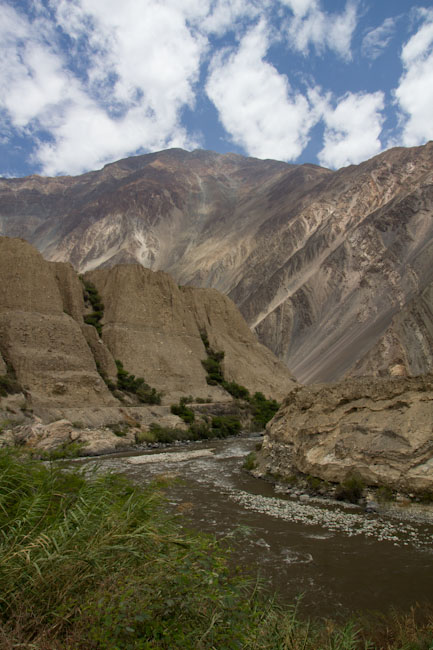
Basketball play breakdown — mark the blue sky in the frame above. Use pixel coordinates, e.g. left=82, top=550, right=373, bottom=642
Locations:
left=0, top=0, right=432, bottom=177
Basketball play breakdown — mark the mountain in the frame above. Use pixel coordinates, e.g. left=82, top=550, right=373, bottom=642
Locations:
left=1, top=143, right=432, bottom=382
left=0, top=236, right=294, bottom=420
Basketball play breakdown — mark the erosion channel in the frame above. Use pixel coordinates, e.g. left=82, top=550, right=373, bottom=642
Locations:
left=74, top=435, right=433, bottom=618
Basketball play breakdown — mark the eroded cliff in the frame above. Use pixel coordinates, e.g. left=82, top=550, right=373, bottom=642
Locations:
left=1, top=144, right=432, bottom=381
left=0, top=236, right=294, bottom=418
left=256, top=375, right=433, bottom=494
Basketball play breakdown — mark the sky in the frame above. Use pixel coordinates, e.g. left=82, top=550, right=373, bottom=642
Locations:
left=0, top=0, right=432, bottom=178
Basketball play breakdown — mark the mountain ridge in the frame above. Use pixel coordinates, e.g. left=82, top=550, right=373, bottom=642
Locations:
left=1, top=143, right=432, bottom=382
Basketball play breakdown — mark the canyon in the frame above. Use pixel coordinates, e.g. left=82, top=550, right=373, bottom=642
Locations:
left=1, top=143, right=432, bottom=382
left=1, top=142, right=432, bottom=496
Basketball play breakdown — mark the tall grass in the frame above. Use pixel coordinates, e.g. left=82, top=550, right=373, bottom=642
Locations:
left=0, top=450, right=432, bottom=649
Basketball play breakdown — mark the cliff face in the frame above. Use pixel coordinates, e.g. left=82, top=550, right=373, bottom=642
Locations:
left=0, top=237, right=115, bottom=409
left=1, top=144, right=432, bottom=381
left=348, top=281, right=433, bottom=378
left=0, top=237, right=294, bottom=414
left=257, top=375, right=433, bottom=494
left=85, top=265, right=295, bottom=403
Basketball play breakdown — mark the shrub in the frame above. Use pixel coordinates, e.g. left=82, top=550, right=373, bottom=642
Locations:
left=81, top=278, right=104, bottom=337
left=135, top=429, right=156, bottom=444
left=250, top=392, right=280, bottom=429
left=377, top=485, right=395, bottom=503
left=115, top=360, right=161, bottom=404
left=108, top=422, right=129, bottom=437
left=199, top=330, right=279, bottom=428
left=34, top=441, right=85, bottom=460
left=149, top=423, right=190, bottom=443
left=0, top=374, right=21, bottom=397
left=211, top=415, right=241, bottom=438
left=222, top=381, right=250, bottom=400
left=335, top=473, right=365, bottom=503
left=202, top=357, right=224, bottom=384
left=187, top=421, right=211, bottom=440
left=170, top=399, right=195, bottom=424
left=243, top=452, right=257, bottom=471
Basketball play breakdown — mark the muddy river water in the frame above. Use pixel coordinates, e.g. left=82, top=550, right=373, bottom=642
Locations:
left=75, top=435, right=433, bottom=618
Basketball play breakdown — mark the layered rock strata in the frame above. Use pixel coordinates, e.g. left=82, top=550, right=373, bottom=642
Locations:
left=0, top=236, right=294, bottom=419
left=1, top=144, right=432, bottom=381
left=256, top=375, right=433, bottom=494
left=0, top=237, right=116, bottom=409
left=85, top=265, right=295, bottom=404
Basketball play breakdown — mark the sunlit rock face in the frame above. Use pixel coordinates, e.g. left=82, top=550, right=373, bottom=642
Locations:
left=256, top=375, right=433, bottom=494
left=0, top=236, right=294, bottom=413
left=1, top=142, right=432, bottom=381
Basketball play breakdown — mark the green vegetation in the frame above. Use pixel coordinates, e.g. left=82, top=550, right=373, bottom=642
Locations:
left=107, top=422, right=130, bottom=438
left=243, top=451, right=257, bottom=471
left=416, top=490, right=433, bottom=504
left=211, top=415, right=241, bottom=437
left=169, top=398, right=241, bottom=437
left=0, top=364, right=21, bottom=397
left=249, top=391, right=280, bottom=429
left=81, top=278, right=104, bottom=337
left=115, top=360, right=162, bottom=404
left=200, top=330, right=280, bottom=429
left=336, top=473, right=365, bottom=504
left=170, top=397, right=195, bottom=424
left=149, top=422, right=191, bottom=443
left=376, top=485, right=395, bottom=503
left=31, top=441, right=85, bottom=461
left=1, top=450, right=432, bottom=649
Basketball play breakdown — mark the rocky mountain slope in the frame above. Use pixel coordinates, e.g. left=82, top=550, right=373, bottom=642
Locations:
left=1, top=143, right=432, bottom=382
left=0, top=236, right=294, bottom=422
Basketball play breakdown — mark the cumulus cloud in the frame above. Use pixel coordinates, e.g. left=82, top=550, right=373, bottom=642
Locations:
left=200, top=0, right=267, bottom=35
left=318, top=91, right=384, bottom=169
left=206, top=21, right=320, bottom=161
left=0, top=1, right=208, bottom=175
left=361, top=17, right=397, bottom=60
left=282, top=0, right=358, bottom=59
left=394, top=8, right=433, bottom=147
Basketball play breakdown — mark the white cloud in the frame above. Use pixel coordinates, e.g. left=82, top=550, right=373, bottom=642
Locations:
left=361, top=17, right=397, bottom=60
left=394, top=8, right=433, bottom=147
left=200, top=0, right=267, bottom=35
left=206, top=21, right=320, bottom=161
left=279, top=0, right=318, bottom=19
left=284, top=0, right=357, bottom=59
left=318, top=91, right=384, bottom=169
left=0, top=1, right=208, bottom=175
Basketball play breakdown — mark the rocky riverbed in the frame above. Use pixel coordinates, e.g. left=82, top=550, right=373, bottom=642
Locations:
left=71, top=435, right=433, bottom=615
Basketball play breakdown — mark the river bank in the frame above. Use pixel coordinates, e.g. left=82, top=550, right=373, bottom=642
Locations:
left=71, top=435, right=433, bottom=617
left=2, top=446, right=432, bottom=649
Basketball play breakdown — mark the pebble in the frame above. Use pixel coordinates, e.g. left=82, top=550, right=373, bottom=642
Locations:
left=228, top=489, right=433, bottom=552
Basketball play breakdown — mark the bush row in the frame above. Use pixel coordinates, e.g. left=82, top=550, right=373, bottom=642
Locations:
left=200, top=330, right=280, bottom=428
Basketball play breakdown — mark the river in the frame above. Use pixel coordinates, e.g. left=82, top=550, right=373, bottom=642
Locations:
left=74, top=434, right=433, bottom=618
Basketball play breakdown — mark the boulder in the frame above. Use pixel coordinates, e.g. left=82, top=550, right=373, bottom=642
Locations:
left=257, top=375, right=433, bottom=494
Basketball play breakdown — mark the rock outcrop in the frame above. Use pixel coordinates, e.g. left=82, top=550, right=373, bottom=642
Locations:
left=85, top=265, right=295, bottom=403
left=256, top=375, right=433, bottom=494
left=1, top=144, right=432, bottom=381
left=348, top=281, right=433, bottom=378
left=0, top=237, right=116, bottom=409
left=0, top=236, right=293, bottom=421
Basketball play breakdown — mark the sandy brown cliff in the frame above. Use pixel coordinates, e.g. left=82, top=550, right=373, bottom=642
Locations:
left=85, top=265, right=295, bottom=403
left=1, top=144, right=432, bottom=382
left=256, top=375, right=433, bottom=494
left=0, top=237, right=294, bottom=416
left=0, top=237, right=115, bottom=409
